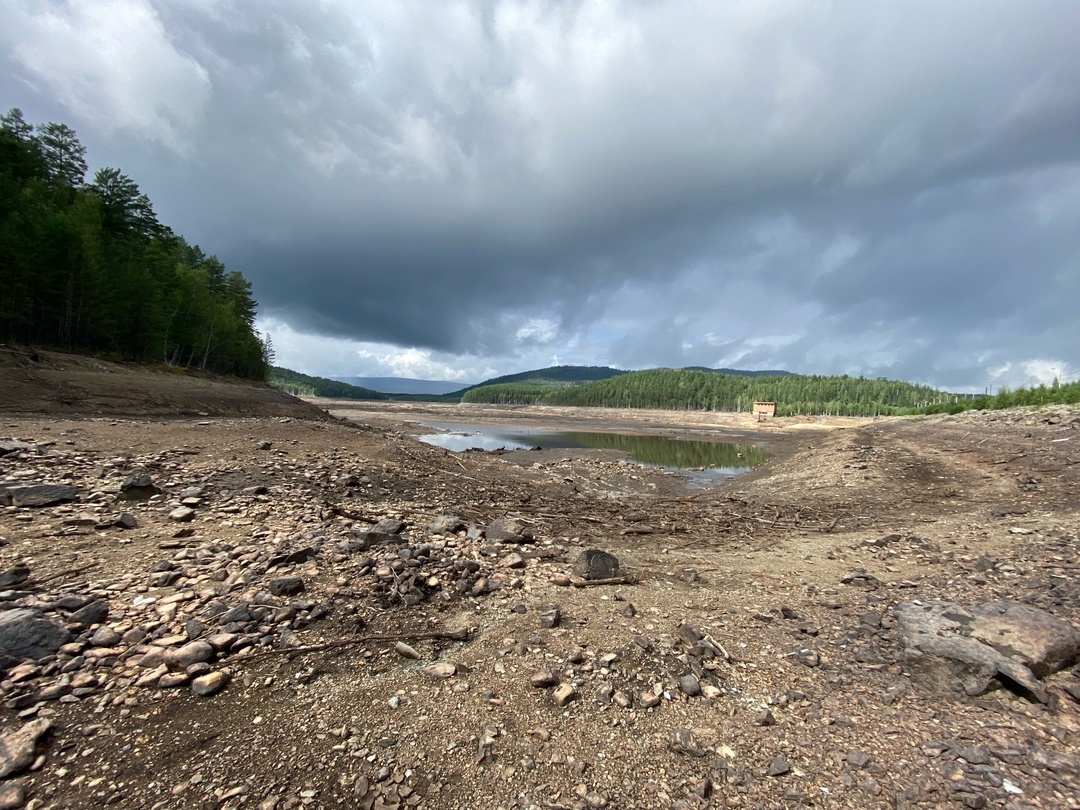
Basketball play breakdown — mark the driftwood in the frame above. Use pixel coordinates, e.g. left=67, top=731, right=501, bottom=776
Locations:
left=323, top=502, right=377, bottom=523
left=568, top=575, right=639, bottom=588
left=232, top=627, right=473, bottom=664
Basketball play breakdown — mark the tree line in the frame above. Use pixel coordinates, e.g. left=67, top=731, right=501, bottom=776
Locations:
left=0, top=109, right=268, bottom=378
left=462, top=368, right=948, bottom=416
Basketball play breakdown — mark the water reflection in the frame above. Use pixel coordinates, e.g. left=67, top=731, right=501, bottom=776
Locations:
left=415, top=421, right=770, bottom=480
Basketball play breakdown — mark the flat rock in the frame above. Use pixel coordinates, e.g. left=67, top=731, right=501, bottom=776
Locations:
left=168, top=506, right=196, bottom=522
left=191, top=671, right=229, bottom=697
left=573, top=549, right=620, bottom=581
left=895, top=599, right=1080, bottom=703
left=0, top=719, right=51, bottom=778
left=372, top=518, right=406, bottom=535
left=0, top=609, right=71, bottom=662
left=69, top=599, right=109, bottom=628
left=1, top=484, right=78, bottom=508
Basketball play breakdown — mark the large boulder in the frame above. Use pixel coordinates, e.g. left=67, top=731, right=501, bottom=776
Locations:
left=0, top=484, right=78, bottom=507
left=0, top=609, right=71, bottom=664
left=895, top=600, right=1080, bottom=703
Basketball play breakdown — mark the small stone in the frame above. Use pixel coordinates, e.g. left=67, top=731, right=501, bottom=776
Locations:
left=394, top=642, right=421, bottom=660
left=678, top=674, right=701, bottom=697
left=421, top=662, right=456, bottom=679
left=530, top=669, right=558, bottom=688
left=168, top=506, right=195, bottom=522
left=847, top=749, right=872, bottom=769
left=638, top=691, right=661, bottom=709
left=668, top=728, right=706, bottom=757
left=89, top=626, right=121, bottom=647
left=754, top=708, right=777, bottom=726
left=165, top=641, right=215, bottom=671
left=768, top=755, right=791, bottom=777
left=256, top=440, right=273, bottom=450
left=552, top=683, right=576, bottom=706
left=268, top=576, right=305, bottom=597
left=500, top=553, right=526, bottom=569
left=539, top=606, right=561, bottom=629
left=191, top=671, right=229, bottom=697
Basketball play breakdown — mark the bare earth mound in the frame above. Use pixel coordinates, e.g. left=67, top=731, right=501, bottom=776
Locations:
left=0, top=354, right=1077, bottom=809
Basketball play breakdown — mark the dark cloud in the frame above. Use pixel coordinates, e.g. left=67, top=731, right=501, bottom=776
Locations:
left=2, top=0, right=1078, bottom=388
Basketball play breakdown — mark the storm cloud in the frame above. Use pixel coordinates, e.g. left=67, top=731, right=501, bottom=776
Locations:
left=3, top=0, right=1078, bottom=388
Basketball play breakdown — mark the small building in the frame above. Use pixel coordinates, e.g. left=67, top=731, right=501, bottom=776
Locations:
left=753, top=401, right=776, bottom=418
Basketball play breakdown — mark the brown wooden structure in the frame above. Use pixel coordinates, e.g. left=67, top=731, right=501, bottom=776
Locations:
left=753, top=401, right=776, bottom=420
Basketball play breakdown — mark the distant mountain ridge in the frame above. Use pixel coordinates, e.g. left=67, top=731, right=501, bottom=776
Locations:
left=333, top=376, right=474, bottom=395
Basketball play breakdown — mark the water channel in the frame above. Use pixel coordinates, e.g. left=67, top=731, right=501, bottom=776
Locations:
left=414, top=421, right=770, bottom=482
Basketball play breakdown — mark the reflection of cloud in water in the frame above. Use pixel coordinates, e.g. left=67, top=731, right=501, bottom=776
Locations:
left=415, top=421, right=770, bottom=481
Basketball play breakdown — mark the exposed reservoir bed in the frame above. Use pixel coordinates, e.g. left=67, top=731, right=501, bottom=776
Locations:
left=414, top=420, right=770, bottom=481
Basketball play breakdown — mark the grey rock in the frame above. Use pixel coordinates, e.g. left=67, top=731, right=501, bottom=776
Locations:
left=266, top=546, right=316, bottom=567
left=168, top=506, right=196, bottom=522
left=848, top=749, right=872, bottom=769
left=394, top=641, right=421, bottom=660
left=768, top=755, right=791, bottom=777
left=1, top=484, right=78, bottom=508
left=112, top=512, right=138, bottom=529
left=539, top=606, right=561, bottom=629
left=0, top=609, right=71, bottom=661
left=118, top=473, right=158, bottom=500
left=428, top=514, right=464, bottom=535
left=0, top=780, right=26, bottom=809
left=895, top=599, right=1080, bottom=703
left=0, top=719, right=51, bottom=778
left=678, top=674, right=702, bottom=697
left=486, top=516, right=534, bottom=544
left=372, top=518, right=406, bottom=535
left=70, top=599, right=109, bottom=627
left=89, top=626, right=121, bottom=647
left=256, top=440, right=273, bottom=450
left=0, top=565, right=30, bottom=589
left=165, top=641, right=215, bottom=670
left=573, top=549, right=621, bottom=581
left=0, top=440, right=31, bottom=456
left=268, top=575, right=305, bottom=597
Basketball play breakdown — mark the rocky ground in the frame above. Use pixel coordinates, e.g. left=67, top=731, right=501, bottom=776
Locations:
left=0, top=347, right=1078, bottom=809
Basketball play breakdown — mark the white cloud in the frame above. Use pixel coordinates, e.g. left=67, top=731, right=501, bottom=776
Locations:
left=5, top=0, right=210, bottom=151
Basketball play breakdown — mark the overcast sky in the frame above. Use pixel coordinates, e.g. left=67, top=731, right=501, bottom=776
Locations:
left=3, top=1, right=1078, bottom=390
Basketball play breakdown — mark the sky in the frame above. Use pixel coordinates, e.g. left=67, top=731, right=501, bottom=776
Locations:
left=2, top=1, right=1078, bottom=391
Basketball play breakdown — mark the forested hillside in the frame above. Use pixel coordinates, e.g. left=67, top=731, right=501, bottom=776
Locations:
left=461, top=365, right=628, bottom=391
left=463, top=368, right=947, bottom=416
left=0, top=109, right=267, bottom=378
left=268, top=367, right=388, bottom=400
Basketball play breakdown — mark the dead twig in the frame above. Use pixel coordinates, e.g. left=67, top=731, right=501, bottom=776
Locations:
left=568, top=575, right=639, bottom=587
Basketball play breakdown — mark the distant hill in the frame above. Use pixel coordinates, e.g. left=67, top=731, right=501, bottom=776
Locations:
left=268, top=367, right=388, bottom=400
left=462, top=365, right=628, bottom=392
left=333, top=376, right=473, bottom=395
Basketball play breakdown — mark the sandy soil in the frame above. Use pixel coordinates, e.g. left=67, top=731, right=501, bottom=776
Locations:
left=0, top=348, right=1077, bottom=809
